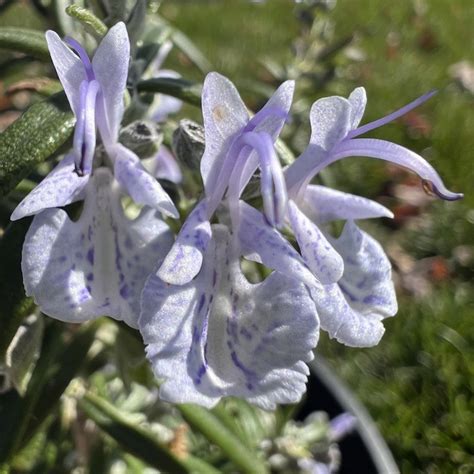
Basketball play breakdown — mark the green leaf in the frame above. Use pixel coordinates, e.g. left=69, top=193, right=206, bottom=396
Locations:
left=65, top=5, right=107, bottom=39
left=0, top=219, right=35, bottom=361
left=0, top=320, right=99, bottom=462
left=153, top=16, right=212, bottom=73
left=80, top=392, right=218, bottom=474
left=137, top=77, right=202, bottom=107
left=52, top=0, right=84, bottom=36
left=126, top=0, right=146, bottom=48
left=3, top=314, right=44, bottom=396
left=0, top=92, right=74, bottom=197
left=178, top=404, right=268, bottom=474
left=0, top=27, right=49, bottom=60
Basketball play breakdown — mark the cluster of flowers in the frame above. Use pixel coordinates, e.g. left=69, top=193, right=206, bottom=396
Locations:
left=12, top=23, right=461, bottom=409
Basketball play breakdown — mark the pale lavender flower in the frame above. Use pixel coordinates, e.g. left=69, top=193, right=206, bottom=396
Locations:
left=283, top=88, right=462, bottom=347
left=12, top=23, right=177, bottom=327
left=11, top=22, right=177, bottom=221
left=156, top=72, right=316, bottom=287
left=139, top=73, right=320, bottom=407
left=22, top=168, right=173, bottom=328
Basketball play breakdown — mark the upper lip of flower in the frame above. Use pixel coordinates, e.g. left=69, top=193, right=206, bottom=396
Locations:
left=285, top=87, right=463, bottom=202
left=200, top=72, right=294, bottom=229
left=45, top=22, right=130, bottom=177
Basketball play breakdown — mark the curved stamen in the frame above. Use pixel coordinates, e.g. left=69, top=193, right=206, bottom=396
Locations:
left=244, top=106, right=289, bottom=132
left=75, top=80, right=100, bottom=176
left=329, top=138, right=463, bottom=201
left=206, top=136, right=247, bottom=218
left=65, top=37, right=95, bottom=81
left=73, top=80, right=89, bottom=175
left=233, top=131, right=288, bottom=227
left=348, top=90, right=437, bottom=139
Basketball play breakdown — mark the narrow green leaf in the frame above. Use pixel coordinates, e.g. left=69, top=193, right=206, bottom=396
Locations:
left=0, top=321, right=99, bottom=462
left=0, top=27, right=49, bottom=60
left=0, top=219, right=35, bottom=361
left=126, top=0, right=146, bottom=48
left=0, top=92, right=74, bottom=197
left=154, top=16, right=212, bottom=73
left=3, top=314, right=44, bottom=395
left=137, top=77, right=202, bottom=107
left=53, top=0, right=84, bottom=36
left=23, top=321, right=101, bottom=441
left=211, top=402, right=251, bottom=447
left=103, top=0, right=127, bottom=24
left=80, top=392, right=216, bottom=474
left=178, top=404, right=268, bottom=474
left=65, top=5, right=107, bottom=39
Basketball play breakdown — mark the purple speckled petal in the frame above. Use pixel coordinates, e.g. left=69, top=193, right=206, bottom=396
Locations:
left=285, top=96, right=352, bottom=192
left=157, top=199, right=212, bottom=285
left=332, top=221, right=398, bottom=318
left=11, top=154, right=89, bottom=221
left=45, top=30, right=86, bottom=117
left=200, top=72, right=249, bottom=194
left=347, top=87, right=367, bottom=129
left=310, top=221, right=397, bottom=347
left=287, top=201, right=344, bottom=284
left=140, top=225, right=319, bottom=408
left=22, top=168, right=173, bottom=328
left=92, top=22, right=130, bottom=145
left=112, top=143, right=178, bottom=218
left=331, top=138, right=463, bottom=201
left=300, top=185, right=393, bottom=223
left=238, top=201, right=319, bottom=288
left=153, top=146, right=182, bottom=184
left=310, top=283, right=386, bottom=347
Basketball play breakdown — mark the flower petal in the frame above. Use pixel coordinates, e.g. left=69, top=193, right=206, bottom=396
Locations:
left=22, top=168, right=173, bottom=328
left=11, top=154, right=89, bottom=221
left=112, top=143, right=178, bottom=218
left=310, top=283, right=386, bottom=347
left=308, top=96, right=352, bottom=152
left=288, top=201, right=344, bottom=284
left=92, top=22, right=130, bottom=144
left=311, top=220, right=397, bottom=347
left=238, top=201, right=319, bottom=288
left=285, top=96, right=352, bottom=192
left=154, top=146, right=182, bottom=184
left=300, top=184, right=393, bottom=223
left=251, top=80, right=294, bottom=138
left=348, top=87, right=367, bottom=129
left=331, top=138, right=463, bottom=201
left=200, top=72, right=249, bottom=194
left=45, top=30, right=86, bottom=116
left=332, top=220, right=397, bottom=319
left=140, top=225, right=319, bottom=409
left=157, top=200, right=212, bottom=285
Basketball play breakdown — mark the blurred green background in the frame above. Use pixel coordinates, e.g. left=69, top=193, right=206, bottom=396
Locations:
left=0, top=0, right=473, bottom=472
